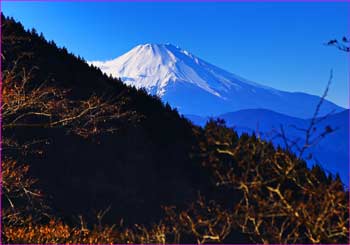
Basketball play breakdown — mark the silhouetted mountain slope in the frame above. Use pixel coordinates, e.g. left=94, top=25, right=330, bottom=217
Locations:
left=90, top=43, right=344, bottom=118
left=2, top=15, right=347, bottom=244
left=187, top=109, right=349, bottom=183
left=1, top=14, right=213, bottom=225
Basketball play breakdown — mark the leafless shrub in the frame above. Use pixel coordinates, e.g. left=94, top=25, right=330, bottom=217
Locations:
left=1, top=159, right=49, bottom=226
left=200, top=121, right=349, bottom=243
left=326, top=37, right=350, bottom=52
left=162, top=195, right=233, bottom=244
left=273, top=70, right=338, bottom=161
left=1, top=57, right=140, bottom=233
left=2, top=58, right=138, bottom=140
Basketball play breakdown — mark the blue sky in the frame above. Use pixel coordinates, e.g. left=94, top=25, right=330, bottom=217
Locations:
left=2, top=1, right=349, bottom=107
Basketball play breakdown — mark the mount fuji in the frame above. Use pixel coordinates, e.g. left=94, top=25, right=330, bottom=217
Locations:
left=89, top=43, right=344, bottom=118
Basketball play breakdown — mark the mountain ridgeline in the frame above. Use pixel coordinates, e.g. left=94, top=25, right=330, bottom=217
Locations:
left=89, top=42, right=348, bottom=183
left=2, top=14, right=348, bottom=244
left=2, top=14, right=207, bottom=225
left=187, top=108, right=349, bottom=183
left=90, top=43, right=344, bottom=118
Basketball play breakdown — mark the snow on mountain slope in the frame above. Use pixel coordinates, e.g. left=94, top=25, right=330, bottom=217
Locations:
left=89, top=43, right=344, bottom=118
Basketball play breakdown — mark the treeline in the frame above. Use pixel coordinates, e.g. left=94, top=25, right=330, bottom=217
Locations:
left=1, top=14, right=349, bottom=243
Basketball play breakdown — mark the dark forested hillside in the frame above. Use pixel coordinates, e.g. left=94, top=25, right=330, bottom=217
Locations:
left=1, top=14, right=348, bottom=244
left=187, top=108, right=350, bottom=183
left=1, top=14, right=212, bottom=225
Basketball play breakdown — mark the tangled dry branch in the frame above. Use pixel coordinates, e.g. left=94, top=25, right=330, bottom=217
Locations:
left=200, top=120, right=349, bottom=243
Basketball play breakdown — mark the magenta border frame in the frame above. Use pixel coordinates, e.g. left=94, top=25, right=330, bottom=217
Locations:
left=0, top=0, right=349, bottom=244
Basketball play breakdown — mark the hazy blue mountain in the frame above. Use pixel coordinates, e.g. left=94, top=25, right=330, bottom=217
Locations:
left=187, top=109, right=349, bottom=184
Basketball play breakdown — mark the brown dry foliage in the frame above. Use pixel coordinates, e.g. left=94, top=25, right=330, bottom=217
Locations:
left=1, top=60, right=141, bottom=243
left=3, top=219, right=117, bottom=244
left=1, top=58, right=349, bottom=244
left=1, top=159, right=46, bottom=227
left=2, top=196, right=232, bottom=244
left=3, top=218, right=169, bottom=244
left=162, top=195, right=233, bottom=244
left=2, top=58, right=138, bottom=139
left=2, top=83, right=349, bottom=244
left=200, top=119, right=349, bottom=243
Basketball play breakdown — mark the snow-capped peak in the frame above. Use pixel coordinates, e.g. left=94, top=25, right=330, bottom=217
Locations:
left=89, top=43, right=254, bottom=98
left=89, top=43, right=343, bottom=118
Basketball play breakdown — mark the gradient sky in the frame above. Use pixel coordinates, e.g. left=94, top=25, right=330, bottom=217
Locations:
left=2, top=1, right=349, bottom=107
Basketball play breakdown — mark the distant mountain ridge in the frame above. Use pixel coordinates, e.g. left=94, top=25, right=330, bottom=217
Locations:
left=90, top=43, right=344, bottom=118
left=187, top=109, right=349, bottom=183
